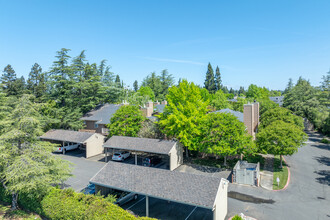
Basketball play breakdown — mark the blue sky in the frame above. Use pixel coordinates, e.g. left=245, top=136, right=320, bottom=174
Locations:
left=0, top=0, right=329, bottom=90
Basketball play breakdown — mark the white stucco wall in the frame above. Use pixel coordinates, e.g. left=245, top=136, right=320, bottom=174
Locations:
left=86, top=134, right=105, bottom=158
left=169, top=142, right=183, bottom=171
left=213, top=178, right=229, bottom=220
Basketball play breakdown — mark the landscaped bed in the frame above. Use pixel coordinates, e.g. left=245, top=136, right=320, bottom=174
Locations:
left=0, top=202, right=41, bottom=220
left=273, top=156, right=289, bottom=190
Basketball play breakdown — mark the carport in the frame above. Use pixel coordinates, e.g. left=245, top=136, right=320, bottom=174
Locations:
left=40, top=129, right=105, bottom=158
left=103, top=136, right=183, bottom=171
left=90, top=162, right=229, bottom=220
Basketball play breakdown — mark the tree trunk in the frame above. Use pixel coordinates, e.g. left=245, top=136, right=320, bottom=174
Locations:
left=240, top=153, right=243, bottom=160
left=224, top=156, right=227, bottom=166
left=11, top=192, right=18, bottom=210
left=185, top=147, right=189, bottom=158
left=280, top=155, right=283, bottom=168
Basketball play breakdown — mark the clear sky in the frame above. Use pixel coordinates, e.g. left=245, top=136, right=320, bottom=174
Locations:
left=1, top=0, right=329, bottom=90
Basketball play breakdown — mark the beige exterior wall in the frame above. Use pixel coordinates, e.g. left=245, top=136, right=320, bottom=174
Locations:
left=213, top=178, right=229, bottom=220
left=85, top=134, right=105, bottom=158
left=243, top=103, right=259, bottom=139
left=169, top=143, right=183, bottom=171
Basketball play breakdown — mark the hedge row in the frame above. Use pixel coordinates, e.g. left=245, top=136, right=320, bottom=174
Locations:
left=0, top=186, right=154, bottom=220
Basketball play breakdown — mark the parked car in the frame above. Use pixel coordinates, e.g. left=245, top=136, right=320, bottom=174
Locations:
left=112, top=151, right=130, bottom=161
left=114, top=191, right=138, bottom=206
left=81, top=183, right=95, bottom=195
left=143, top=156, right=162, bottom=167
left=54, top=143, right=81, bottom=153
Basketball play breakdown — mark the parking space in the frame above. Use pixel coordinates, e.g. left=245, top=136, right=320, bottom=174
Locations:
left=56, top=149, right=105, bottom=192
left=121, top=195, right=213, bottom=220
left=53, top=148, right=86, bottom=158
left=105, top=152, right=170, bottom=170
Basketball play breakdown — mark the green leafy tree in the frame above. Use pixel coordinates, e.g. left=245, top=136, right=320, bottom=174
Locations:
left=204, top=63, right=216, bottom=93
left=215, top=66, right=222, bottom=91
left=142, top=72, right=163, bottom=100
left=270, top=90, right=281, bottom=97
left=238, top=86, right=245, bottom=96
left=283, top=77, right=320, bottom=124
left=283, top=78, right=293, bottom=95
left=137, top=86, right=155, bottom=101
left=211, top=89, right=229, bottom=110
left=231, top=97, right=248, bottom=112
left=133, top=80, right=139, bottom=92
left=222, top=86, right=229, bottom=93
left=107, top=105, right=145, bottom=137
left=246, top=84, right=270, bottom=100
left=0, top=95, right=72, bottom=210
left=260, top=107, right=304, bottom=130
left=256, top=120, right=307, bottom=167
left=159, top=80, right=209, bottom=153
left=199, top=112, right=255, bottom=165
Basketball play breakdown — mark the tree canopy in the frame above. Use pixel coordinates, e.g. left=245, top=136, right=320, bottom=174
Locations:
left=107, top=105, right=145, bottom=137
left=159, top=80, right=208, bottom=151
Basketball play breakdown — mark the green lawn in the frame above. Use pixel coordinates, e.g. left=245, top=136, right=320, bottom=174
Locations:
left=0, top=203, right=41, bottom=220
left=273, top=156, right=289, bottom=190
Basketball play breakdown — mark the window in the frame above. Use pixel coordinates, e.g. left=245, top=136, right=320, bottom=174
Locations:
left=94, top=123, right=98, bottom=128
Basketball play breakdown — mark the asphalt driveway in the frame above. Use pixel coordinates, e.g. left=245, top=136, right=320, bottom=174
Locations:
left=227, top=131, right=330, bottom=220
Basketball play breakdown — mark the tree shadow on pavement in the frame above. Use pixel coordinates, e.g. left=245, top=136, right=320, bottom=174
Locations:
left=314, top=170, right=330, bottom=186
left=310, top=144, right=330, bottom=151
left=314, top=156, right=330, bottom=166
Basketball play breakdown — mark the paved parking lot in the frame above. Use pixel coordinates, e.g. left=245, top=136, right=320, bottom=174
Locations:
left=121, top=195, right=213, bottom=220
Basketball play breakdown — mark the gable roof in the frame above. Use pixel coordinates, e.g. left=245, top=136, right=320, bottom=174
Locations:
left=269, top=96, right=284, bottom=106
left=211, top=108, right=244, bottom=123
left=40, top=129, right=96, bottom=143
left=90, top=161, right=223, bottom=209
left=80, top=104, right=122, bottom=125
left=103, top=136, right=176, bottom=155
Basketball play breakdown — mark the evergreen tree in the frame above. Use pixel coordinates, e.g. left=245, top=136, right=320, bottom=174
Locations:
left=14, top=76, right=26, bottom=96
left=204, top=63, right=216, bottom=93
left=0, top=95, right=72, bottom=210
left=27, top=63, right=46, bottom=101
left=115, top=75, right=121, bottom=87
left=159, top=69, right=174, bottom=100
left=215, top=66, right=222, bottom=91
left=1, top=64, right=17, bottom=96
left=238, top=86, right=245, bottom=96
left=283, top=78, right=293, bottom=94
left=222, top=86, right=229, bottom=93
left=133, top=80, right=139, bottom=92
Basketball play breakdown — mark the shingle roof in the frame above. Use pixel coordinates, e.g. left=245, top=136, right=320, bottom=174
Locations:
left=90, top=161, right=222, bottom=209
left=40, top=129, right=95, bottom=143
left=80, top=104, right=122, bottom=125
left=269, top=96, right=284, bottom=106
left=103, top=136, right=176, bottom=155
left=154, top=104, right=166, bottom=113
left=211, top=108, right=244, bottom=122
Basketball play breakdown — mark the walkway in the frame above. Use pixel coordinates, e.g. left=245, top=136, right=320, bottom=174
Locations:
left=259, top=155, right=274, bottom=190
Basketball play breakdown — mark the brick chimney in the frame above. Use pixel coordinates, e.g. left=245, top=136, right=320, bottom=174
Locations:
left=243, top=102, right=259, bottom=139
left=141, top=101, right=154, bottom=117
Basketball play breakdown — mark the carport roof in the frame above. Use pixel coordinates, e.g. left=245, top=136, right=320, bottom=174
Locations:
left=103, top=136, right=176, bottom=155
left=90, top=161, right=222, bottom=209
left=40, top=129, right=95, bottom=144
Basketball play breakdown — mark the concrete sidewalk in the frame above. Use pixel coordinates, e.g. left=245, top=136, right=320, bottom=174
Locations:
left=259, top=155, right=274, bottom=190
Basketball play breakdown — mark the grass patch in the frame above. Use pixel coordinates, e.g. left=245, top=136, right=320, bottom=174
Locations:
left=273, top=156, right=289, bottom=190
left=0, top=202, right=41, bottom=220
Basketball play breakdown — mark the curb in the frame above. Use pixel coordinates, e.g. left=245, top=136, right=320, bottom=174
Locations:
left=228, top=215, right=257, bottom=220
left=273, top=156, right=291, bottom=191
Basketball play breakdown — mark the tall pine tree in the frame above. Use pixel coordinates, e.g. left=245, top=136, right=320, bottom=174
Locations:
left=204, top=63, right=216, bottom=93
left=215, top=66, right=222, bottom=91
left=27, top=63, right=46, bottom=101
left=1, top=65, right=17, bottom=96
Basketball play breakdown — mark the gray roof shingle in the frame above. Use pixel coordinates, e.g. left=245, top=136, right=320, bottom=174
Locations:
left=80, top=104, right=122, bottom=125
left=90, top=161, right=221, bottom=209
left=40, top=129, right=96, bottom=143
left=211, top=108, right=244, bottom=122
left=103, top=136, right=176, bottom=155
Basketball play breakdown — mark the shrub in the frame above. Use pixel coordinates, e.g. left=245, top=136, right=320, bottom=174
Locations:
left=232, top=215, right=243, bottom=220
left=41, top=188, right=154, bottom=220
left=320, top=138, right=330, bottom=144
